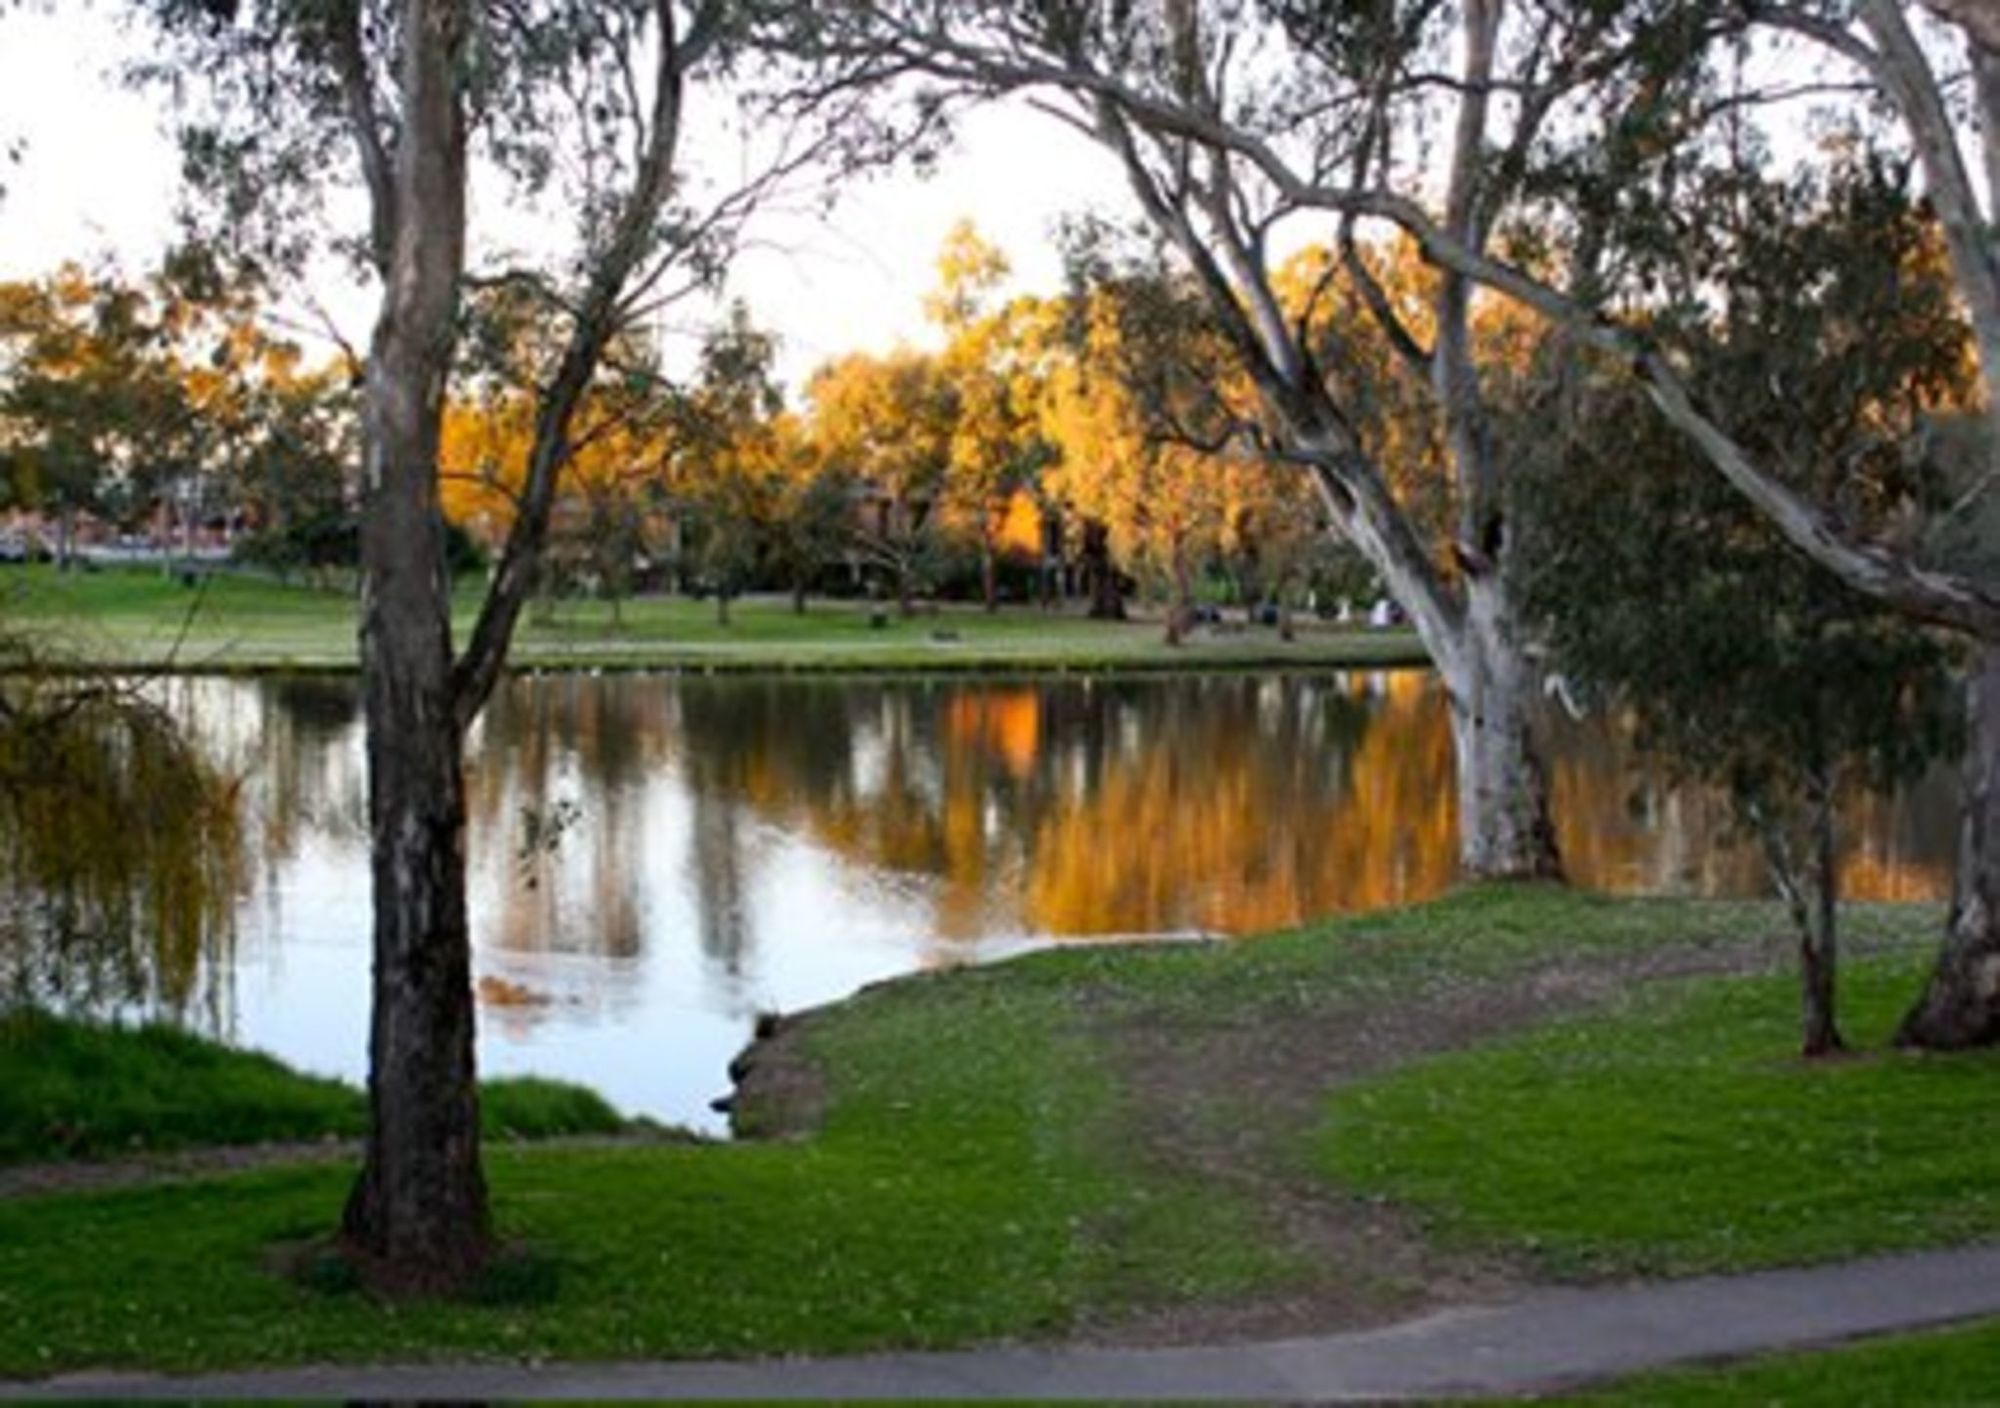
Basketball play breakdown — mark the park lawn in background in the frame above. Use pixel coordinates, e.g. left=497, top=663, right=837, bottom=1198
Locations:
left=1574, top=1317, right=2000, bottom=1406
left=0, top=1010, right=626, bottom=1163
left=0, top=887, right=1974, bottom=1378
left=0, top=564, right=1427, bottom=672
left=1320, top=951, right=2000, bottom=1278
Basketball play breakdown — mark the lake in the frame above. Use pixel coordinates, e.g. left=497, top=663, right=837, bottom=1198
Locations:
left=27, top=670, right=1959, bottom=1133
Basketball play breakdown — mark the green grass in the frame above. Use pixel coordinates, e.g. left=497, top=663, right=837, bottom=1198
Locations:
left=1577, top=1318, right=2000, bottom=1405
left=1321, top=951, right=2000, bottom=1278
left=0, top=958, right=1286, bottom=1373
left=0, top=564, right=1427, bottom=672
left=0, top=1010, right=627, bottom=1163
left=0, top=888, right=1975, bottom=1379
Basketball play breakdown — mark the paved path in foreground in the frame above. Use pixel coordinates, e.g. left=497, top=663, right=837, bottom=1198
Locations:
left=15, top=1243, right=2000, bottom=1402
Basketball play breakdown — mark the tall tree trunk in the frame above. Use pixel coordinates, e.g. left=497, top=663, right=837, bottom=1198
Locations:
left=1164, top=535, right=1192, bottom=646
left=340, top=0, right=488, bottom=1293
left=1445, top=571, right=1564, bottom=882
left=1082, top=518, right=1124, bottom=620
left=342, top=314, right=489, bottom=1292
left=341, top=645, right=486, bottom=1291
left=1898, top=640, right=2000, bottom=1048
left=1803, top=782, right=1843, bottom=1059
left=792, top=579, right=808, bottom=614
left=980, top=524, right=998, bottom=613
left=1039, top=507, right=1061, bottom=611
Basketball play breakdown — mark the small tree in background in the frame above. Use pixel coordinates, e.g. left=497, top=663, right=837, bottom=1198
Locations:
left=764, top=414, right=858, bottom=613
left=0, top=268, right=193, bottom=566
left=665, top=308, right=788, bottom=627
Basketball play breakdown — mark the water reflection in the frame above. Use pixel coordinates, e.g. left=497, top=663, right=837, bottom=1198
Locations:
left=38, top=670, right=1957, bottom=1132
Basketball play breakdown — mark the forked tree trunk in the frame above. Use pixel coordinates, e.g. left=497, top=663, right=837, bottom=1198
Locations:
left=339, top=0, right=489, bottom=1293
left=1898, top=640, right=2000, bottom=1048
left=1757, top=779, right=1845, bottom=1059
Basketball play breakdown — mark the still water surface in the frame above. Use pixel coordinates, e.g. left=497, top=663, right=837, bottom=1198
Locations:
left=142, top=671, right=1957, bottom=1132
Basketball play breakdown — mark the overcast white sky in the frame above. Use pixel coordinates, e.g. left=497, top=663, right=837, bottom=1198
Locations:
left=0, top=6, right=1129, bottom=389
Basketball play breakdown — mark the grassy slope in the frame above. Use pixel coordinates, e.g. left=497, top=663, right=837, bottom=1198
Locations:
left=0, top=888, right=1978, bottom=1380
left=0, top=948, right=1285, bottom=1373
left=1, top=565, right=1428, bottom=672
left=0, top=1011, right=627, bottom=1162
left=1578, top=1319, right=2000, bottom=1406
left=1321, top=951, right=2000, bottom=1278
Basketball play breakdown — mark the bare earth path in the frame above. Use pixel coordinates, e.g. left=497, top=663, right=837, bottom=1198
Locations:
left=13, top=1242, right=2000, bottom=1401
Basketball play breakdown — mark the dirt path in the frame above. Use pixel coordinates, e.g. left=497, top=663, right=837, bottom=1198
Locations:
left=0, top=1130, right=694, bottom=1202
left=1085, top=934, right=1802, bottom=1345
left=0, top=1138, right=359, bottom=1201
left=735, top=918, right=1831, bottom=1347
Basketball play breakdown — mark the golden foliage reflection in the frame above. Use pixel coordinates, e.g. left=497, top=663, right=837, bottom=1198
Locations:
left=215, top=671, right=1952, bottom=1020
left=447, top=673, right=1952, bottom=965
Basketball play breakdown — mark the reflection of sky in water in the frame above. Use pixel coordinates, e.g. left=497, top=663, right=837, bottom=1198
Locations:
left=156, top=671, right=1956, bottom=1136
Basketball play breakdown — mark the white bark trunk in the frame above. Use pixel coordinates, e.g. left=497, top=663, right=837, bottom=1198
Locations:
left=1447, top=571, right=1563, bottom=881
left=1899, top=640, right=2000, bottom=1047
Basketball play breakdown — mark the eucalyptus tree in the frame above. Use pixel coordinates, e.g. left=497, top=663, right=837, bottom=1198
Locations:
left=1516, top=156, right=1967, bottom=1057
left=1323, top=0, right=2000, bottom=1049
left=754, top=2, right=1745, bottom=881
left=1293, top=0, right=2000, bottom=1050
left=1723, top=3, right=2000, bottom=1050
left=775, top=1, right=2000, bottom=1045
left=123, top=0, right=860, bottom=1288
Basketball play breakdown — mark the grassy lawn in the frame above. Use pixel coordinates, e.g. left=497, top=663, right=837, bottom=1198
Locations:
left=1, top=1010, right=627, bottom=1163
left=0, top=887, right=1985, bottom=1381
left=0, top=955, right=1286, bottom=1373
left=0, top=564, right=1427, bottom=672
left=1320, top=950, right=2000, bottom=1278
left=1578, top=1318, right=2000, bottom=1405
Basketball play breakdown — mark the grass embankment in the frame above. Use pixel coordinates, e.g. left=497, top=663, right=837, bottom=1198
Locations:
left=1320, top=949, right=2000, bottom=1278
left=1, top=1010, right=627, bottom=1163
left=0, top=888, right=1992, bottom=1382
left=1, top=564, right=1428, bottom=673
left=1577, top=1317, right=2000, bottom=1405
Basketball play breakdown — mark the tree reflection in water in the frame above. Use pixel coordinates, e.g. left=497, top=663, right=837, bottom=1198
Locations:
left=457, top=670, right=1951, bottom=971
left=33, top=669, right=1949, bottom=1044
